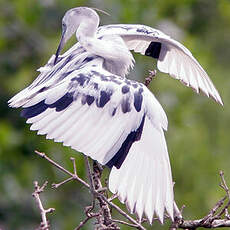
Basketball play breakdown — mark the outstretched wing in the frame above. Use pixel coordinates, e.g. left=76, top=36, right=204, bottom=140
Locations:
left=8, top=53, right=173, bottom=222
left=8, top=55, right=166, bottom=163
left=97, top=24, right=223, bottom=105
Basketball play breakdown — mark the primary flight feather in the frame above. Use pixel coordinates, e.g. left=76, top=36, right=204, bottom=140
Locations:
left=8, top=6, right=222, bottom=223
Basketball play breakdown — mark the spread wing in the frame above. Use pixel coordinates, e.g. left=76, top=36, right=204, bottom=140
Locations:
left=8, top=53, right=168, bottom=163
left=9, top=56, right=144, bottom=164
left=8, top=53, right=173, bottom=222
left=97, top=24, right=223, bottom=105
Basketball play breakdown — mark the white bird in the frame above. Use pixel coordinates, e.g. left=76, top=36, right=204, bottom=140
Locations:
left=8, top=7, right=223, bottom=224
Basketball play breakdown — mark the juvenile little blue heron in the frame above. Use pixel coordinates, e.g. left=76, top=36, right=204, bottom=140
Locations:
left=8, top=7, right=222, bottom=223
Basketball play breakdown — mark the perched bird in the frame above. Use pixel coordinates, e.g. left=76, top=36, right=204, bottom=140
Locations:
left=8, top=7, right=222, bottom=223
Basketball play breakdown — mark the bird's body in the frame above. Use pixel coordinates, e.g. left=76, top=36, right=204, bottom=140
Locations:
left=8, top=7, right=222, bottom=223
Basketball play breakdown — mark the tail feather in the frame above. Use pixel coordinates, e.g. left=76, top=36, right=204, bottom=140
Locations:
left=108, top=117, right=174, bottom=223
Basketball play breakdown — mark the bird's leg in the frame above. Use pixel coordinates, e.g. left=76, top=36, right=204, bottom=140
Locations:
left=144, top=69, right=157, bottom=87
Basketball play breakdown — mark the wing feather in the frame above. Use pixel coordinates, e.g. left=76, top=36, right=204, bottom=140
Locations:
left=49, top=102, right=84, bottom=141
left=9, top=33, right=173, bottom=222
left=109, top=117, right=174, bottom=223
left=9, top=57, right=148, bottom=165
left=97, top=24, right=223, bottom=105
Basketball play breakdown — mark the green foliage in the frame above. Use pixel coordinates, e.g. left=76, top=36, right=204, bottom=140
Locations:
left=1, top=0, right=230, bottom=229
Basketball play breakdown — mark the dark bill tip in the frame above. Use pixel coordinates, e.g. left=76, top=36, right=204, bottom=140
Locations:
left=54, top=42, right=62, bottom=65
left=54, top=30, right=66, bottom=65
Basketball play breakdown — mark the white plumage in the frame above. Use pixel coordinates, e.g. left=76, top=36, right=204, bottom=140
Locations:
left=109, top=116, right=173, bottom=223
left=8, top=6, right=222, bottom=224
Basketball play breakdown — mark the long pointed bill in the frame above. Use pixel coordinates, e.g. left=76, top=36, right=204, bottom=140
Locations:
left=54, top=30, right=66, bottom=65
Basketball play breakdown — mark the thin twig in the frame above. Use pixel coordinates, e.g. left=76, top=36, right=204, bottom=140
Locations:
left=108, top=194, right=118, bottom=202
left=101, top=195, right=146, bottom=230
left=35, top=150, right=89, bottom=189
left=112, top=219, right=142, bottom=228
left=170, top=171, right=230, bottom=229
left=201, top=195, right=227, bottom=224
left=212, top=171, right=230, bottom=220
left=74, top=213, right=100, bottom=230
left=35, top=150, right=145, bottom=229
left=32, top=181, right=55, bottom=230
left=71, top=157, right=77, bottom=175
left=144, top=70, right=156, bottom=87
left=52, top=177, right=73, bottom=189
left=220, top=171, right=230, bottom=199
left=84, top=156, right=95, bottom=193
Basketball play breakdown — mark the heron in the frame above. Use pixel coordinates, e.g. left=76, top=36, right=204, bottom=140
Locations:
left=8, top=7, right=223, bottom=224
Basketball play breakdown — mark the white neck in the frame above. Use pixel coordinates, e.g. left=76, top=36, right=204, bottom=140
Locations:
left=76, top=10, right=134, bottom=77
left=76, top=13, right=99, bottom=41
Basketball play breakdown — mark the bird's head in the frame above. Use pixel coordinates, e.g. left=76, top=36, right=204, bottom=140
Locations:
left=54, top=7, right=99, bottom=65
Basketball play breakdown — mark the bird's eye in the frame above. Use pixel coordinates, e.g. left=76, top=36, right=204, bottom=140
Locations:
left=62, top=22, right=67, bottom=32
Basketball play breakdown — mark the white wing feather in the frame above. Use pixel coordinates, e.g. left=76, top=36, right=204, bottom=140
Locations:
left=97, top=24, right=223, bottom=105
left=8, top=51, right=173, bottom=222
left=109, top=116, right=173, bottom=223
left=8, top=16, right=222, bottom=225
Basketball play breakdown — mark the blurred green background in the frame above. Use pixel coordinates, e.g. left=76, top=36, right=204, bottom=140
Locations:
left=1, top=0, right=230, bottom=229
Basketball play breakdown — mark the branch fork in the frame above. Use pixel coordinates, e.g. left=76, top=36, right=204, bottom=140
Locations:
left=170, top=171, right=230, bottom=229
left=32, top=181, right=55, bottom=230
left=34, top=150, right=146, bottom=229
left=34, top=149, right=230, bottom=230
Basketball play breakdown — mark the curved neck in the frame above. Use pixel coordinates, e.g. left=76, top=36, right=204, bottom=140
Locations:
left=75, top=10, right=134, bottom=77
left=76, top=14, right=99, bottom=43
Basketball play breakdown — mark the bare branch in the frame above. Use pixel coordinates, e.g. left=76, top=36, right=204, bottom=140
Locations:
left=34, top=149, right=230, bottom=230
left=35, top=150, right=145, bottom=229
left=220, top=171, right=230, bottom=199
left=91, top=161, right=117, bottom=228
left=177, top=218, right=230, bottom=229
left=108, top=194, right=118, bottom=202
left=170, top=171, right=230, bottom=229
left=35, top=150, right=89, bottom=189
left=144, top=70, right=157, bottom=87
left=52, top=177, right=73, bottom=189
left=212, top=171, right=230, bottom=219
left=112, top=219, right=142, bottom=228
left=100, top=196, right=146, bottom=230
left=84, top=156, right=96, bottom=193
left=74, top=213, right=100, bottom=230
left=32, top=181, right=55, bottom=230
